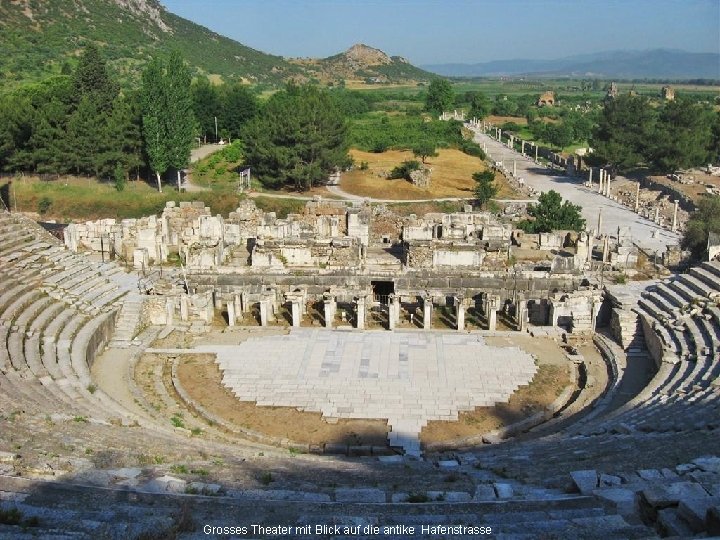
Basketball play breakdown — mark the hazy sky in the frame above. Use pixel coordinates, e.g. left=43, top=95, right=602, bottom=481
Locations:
left=161, top=0, right=720, bottom=65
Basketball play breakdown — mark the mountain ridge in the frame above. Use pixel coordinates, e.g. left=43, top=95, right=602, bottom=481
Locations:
left=0, top=0, right=432, bottom=88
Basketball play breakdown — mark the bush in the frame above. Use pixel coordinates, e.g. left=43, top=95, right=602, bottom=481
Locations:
left=359, top=161, right=369, bottom=170
left=389, top=160, right=422, bottom=181
left=38, top=196, right=52, bottom=215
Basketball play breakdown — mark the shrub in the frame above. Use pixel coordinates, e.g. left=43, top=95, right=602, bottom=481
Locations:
left=389, top=160, right=422, bottom=181
left=260, top=471, right=274, bottom=485
left=38, top=196, right=52, bottom=215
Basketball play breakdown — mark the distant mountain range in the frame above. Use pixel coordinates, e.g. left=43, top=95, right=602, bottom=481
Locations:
left=422, top=49, right=720, bottom=79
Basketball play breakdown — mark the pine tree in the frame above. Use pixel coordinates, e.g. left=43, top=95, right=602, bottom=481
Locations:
left=472, top=170, right=498, bottom=209
left=191, top=77, right=221, bottom=143
left=71, top=44, right=118, bottom=113
left=221, top=83, right=258, bottom=140
left=242, top=85, right=349, bottom=191
left=651, top=98, right=714, bottom=172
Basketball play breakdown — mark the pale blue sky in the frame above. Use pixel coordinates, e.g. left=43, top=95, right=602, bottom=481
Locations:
left=161, top=0, right=720, bottom=64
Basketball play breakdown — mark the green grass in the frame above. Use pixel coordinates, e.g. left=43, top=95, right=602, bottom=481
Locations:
left=252, top=196, right=306, bottom=218
left=9, top=176, right=241, bottom=222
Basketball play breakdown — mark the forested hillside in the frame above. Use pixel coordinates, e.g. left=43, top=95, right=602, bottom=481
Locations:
left=0, top=0, right=300, bottom=88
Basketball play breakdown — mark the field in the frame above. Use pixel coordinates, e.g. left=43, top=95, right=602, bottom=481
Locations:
left=341, top=148, right=521, bottom=200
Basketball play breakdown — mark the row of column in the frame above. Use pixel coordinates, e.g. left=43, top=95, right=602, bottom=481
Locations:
left=220, top=292, right=512, bottom=332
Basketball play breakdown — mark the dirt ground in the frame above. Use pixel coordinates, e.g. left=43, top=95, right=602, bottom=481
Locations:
left=421, top=335, right=573, bottom=443
left=177, top=354, right=389, bottom=447
left=167, top=328, right=579, bottom=449
left=341, top=148, right=521, bottom=200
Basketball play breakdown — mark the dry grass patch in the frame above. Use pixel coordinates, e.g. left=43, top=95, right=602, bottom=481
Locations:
left=343, top=148, right=520, bottom=200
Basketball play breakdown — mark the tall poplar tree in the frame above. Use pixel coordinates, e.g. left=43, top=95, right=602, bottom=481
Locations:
left=140, top=58, right=169, bottom=192
left=165, top=50, right=195, bottom=191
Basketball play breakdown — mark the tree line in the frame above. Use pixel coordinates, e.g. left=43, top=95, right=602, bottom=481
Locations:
left=0, top=45, right=260, bottom=190
left=592, top=94, right=720, bottom=174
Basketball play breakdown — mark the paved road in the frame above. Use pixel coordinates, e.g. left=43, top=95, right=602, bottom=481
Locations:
left=191, top=144, right=224, bottom=163
left=471, top=128, right=681, bottom=254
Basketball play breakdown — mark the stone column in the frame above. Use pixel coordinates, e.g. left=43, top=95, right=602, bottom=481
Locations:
left=598, top=170, right=604, bottom=194
left=517, top=299, right=527, bottom=332
left=512, top=160, right=517, bottom=177
left=509, top=135, right=514, bottom=149
left=422, top=295, right=433, bottom=330
left=165, top=297, right=175, bottom=327
left=290, top=300, right=301, bottom=328
left=549, top=303, right=559, bottom=327
left=634, top=182, right=641, bottom=212
left=534, top=144, right=538, bottom=161
left=259, top=300, right=269, bottom=327
left=672, top=200, right=679, bottom=232
left=486, top=295, right=500, bottom=332
left=587, top=234, right=594, bottom=264
left=455, top=296, right=465, bottom=331
left=654, top=206, right=660, bottom=224
left=388, top=294, right=400, bottom=330
left=180, top=295, right=189, bottom=322
left=521, top=140, right=525, bottom=155
left=602, top=235, right=610, bottom=263
left=323, top=294, right=336, bottom=329
left=605, top=174, right=611, bottom=197
left=498, top=128, right=502, bottom=142
left=596, top=208, right=603, bottom=236
left=588, top=168, right=593, bottom=187
left=227, top=299, right=236, bottom=327
left=354, top=295, right=366, bottom=330
left=240, top=291, right=249, bottom=313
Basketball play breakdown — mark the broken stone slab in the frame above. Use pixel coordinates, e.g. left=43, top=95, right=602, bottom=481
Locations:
left=335, top=488, right=386, bottom=503
left=677, top=496, right=720, bottom=533
left=657, top=508, right=694, bottom=537
left=570, top=469, right=598, bottom=495
left=474, top=484, right=497, bottom=501
left=638, top=481, right=710, bottom=522
left=599, top=473, right=622, bottom=487
left=438, top=459, right=460, bottom=469
left=637, top=469, right=663, bottom=481
left=0, top=451, right=17, bottom=463
left=693, top=456, right=720, bottom=474
left=494, top=483, right=514, bottom=499
left=142, top=475, right=187, bottom=494
left=592, top=488, right=637, bottom=516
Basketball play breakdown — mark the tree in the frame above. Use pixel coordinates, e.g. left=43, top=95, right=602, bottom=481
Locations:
left=592, top=94, right=656, bottom=172
left=651, top=98, right=714, bottom=172
left=71, top=44, right=118, bottom=114
left=543, top=123, right=574, bottom=150
left=425, top=78, right=454, bottom=116
left=191, top=77, right=221, bottom=143
left=242, top=85, right=349, bottom=191
left=164, top=51, right=195, bottom=191
left=521, top=190, right=585, bottom=233
left=473, top=170, right=498, bottom=209
left=221, top=83, right=258, bottom=140
left=140, top=58, right=169, bottom=192
left=412, top=139, right=437, bottom=164
left=682, top=195, right=720, bottom=259
left=467, top=91, right=490, bottom=120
